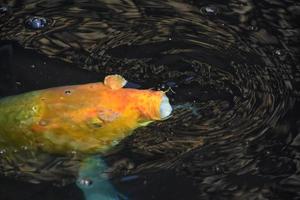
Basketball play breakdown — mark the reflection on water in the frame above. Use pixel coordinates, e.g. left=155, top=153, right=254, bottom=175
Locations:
left=0, top=0, right=300, bottom=199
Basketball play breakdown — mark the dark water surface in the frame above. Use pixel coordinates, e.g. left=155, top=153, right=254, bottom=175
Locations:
left=0, top=0, right=300, bottom=199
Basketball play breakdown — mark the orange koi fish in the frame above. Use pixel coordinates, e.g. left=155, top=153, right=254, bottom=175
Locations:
left=0, top=74, right=172, bottom=200
left=0, top=74, right=172, bottom=154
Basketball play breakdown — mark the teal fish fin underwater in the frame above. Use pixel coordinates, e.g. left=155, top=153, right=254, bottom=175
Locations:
left=77, top=156, right=127, bottom=200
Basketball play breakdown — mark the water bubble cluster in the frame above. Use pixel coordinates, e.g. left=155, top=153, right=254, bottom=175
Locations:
left=25, top=16, right=47, bottom=30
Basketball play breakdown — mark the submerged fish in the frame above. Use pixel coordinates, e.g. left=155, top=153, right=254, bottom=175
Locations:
left=0, top=74, right=172, bottom=199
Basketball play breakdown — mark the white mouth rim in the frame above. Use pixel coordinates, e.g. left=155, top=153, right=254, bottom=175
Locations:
left=159, top=94, right=172, bottom=119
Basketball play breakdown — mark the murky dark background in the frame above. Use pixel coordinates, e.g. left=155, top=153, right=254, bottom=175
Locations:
left=0, top=0, right=300, bottom=199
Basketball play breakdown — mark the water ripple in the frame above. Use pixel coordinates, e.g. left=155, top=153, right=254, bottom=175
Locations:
left=0, top=0, right=299, bottom=199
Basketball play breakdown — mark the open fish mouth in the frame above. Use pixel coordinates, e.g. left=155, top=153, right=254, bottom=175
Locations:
left=159, top=94, right=172, bottom=119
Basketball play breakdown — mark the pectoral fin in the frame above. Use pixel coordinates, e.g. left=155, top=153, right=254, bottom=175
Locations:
left=104, top=75, right=127, bottom=90
left=77, top=156, right=127, bottom=200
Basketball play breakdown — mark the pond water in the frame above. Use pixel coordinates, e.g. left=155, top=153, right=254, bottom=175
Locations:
left=0, top=0, right=299, bottom=199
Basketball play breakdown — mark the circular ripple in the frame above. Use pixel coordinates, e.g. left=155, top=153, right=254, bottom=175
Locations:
left=0, top=0, right=299, bottom=198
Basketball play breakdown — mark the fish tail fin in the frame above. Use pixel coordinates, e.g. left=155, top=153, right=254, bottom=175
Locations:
left=77, top=156, right=127, bottom=200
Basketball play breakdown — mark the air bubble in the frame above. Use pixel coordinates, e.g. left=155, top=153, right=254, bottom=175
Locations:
left=214, top=165, right=224, bottom=174
left=78, top=178, right=93, bottom=187
left=0, top=4, right=12, bottom=16
left=0, top=149, right=6, bottom=154
left=272, top=49, right=288, bottom=61
left=247, top=25, right=258, bottom=31
left=0, top=5, right=9, bottom=14
left=25, top=16, right=48, bottom=30
left=274, top=49, right=285, bottom=56
left=200, top=6, right=219, bottom=16
left=265, top=150, right=271, bottom=155
left=21, top=146, right=28, bottom=151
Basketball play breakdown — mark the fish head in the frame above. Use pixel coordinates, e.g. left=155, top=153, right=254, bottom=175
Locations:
left=103, top=74, right=172, bottom=122
left=120, top=89, right=172, bottom=126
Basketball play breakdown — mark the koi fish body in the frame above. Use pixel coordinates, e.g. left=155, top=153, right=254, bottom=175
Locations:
left=0, top=75, right=172, bottom=154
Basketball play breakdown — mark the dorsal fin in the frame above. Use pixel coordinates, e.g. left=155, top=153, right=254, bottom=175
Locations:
left=104, top=75, right=127, bottom=90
